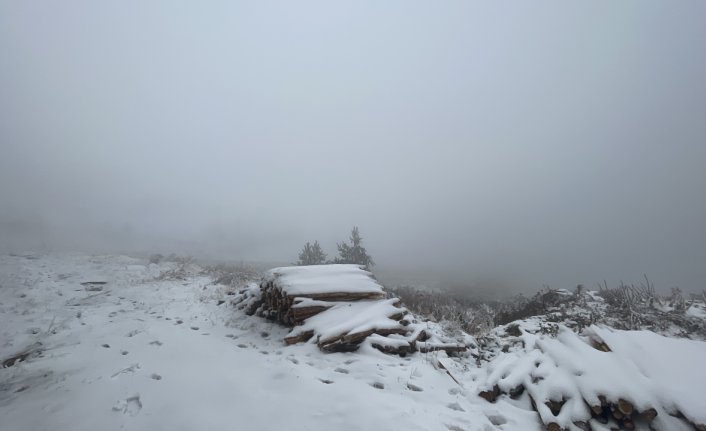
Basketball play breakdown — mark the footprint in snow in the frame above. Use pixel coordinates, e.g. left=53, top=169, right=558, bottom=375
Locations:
left=190, top=326, right=199, bottom=331
left=319, top=379, right=334, bottom=384
left=175, top=320, right=183, bottom=325
left=121, top=351, right=129, bottom=356
left=237, top=344, right=248, bottom=348
left=487, top=415, right=507, bottom=426
left=287, top=357, right=299, bottom=365
left=126, top=330, right=140, bottom=338
left=148, top=340, right=163, bottom=346
left=334, top=368, right=349, bottom=374
left=150, top=373, right=162, bottom=380
left=102, top=344, right=110, bottom=348
left=406, top=383, right=423, bottom=392
left=110, top=363, right=141, bottom=379
left=447, top=402, right=465, bottom=412
left=371, top=382, right=385, bottom=390
left=112, top=394, right=142, bottom=416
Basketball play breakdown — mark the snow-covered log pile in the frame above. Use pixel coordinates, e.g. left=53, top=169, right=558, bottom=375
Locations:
left=258, top=265, right=386, bottom=325
left=248, top=265, right=466, bottom=355
left=476, top=321, right=706, bottom=431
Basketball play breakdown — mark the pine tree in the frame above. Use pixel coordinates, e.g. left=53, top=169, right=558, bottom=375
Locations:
left=335, top=226, right=374, bottom=269
left=296, top=240, right=326, bottom=265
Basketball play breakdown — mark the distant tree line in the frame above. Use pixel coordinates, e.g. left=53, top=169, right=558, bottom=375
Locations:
left=296, top=226, right=374, bottom=269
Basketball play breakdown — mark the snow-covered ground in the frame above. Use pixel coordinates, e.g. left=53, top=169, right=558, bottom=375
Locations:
left=1, top=254, right=705, bottom=431
left=0, top=254, right=518, bottom=431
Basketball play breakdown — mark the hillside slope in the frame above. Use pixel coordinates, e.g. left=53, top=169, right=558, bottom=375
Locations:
left=2, top=254, right=705, bottom=431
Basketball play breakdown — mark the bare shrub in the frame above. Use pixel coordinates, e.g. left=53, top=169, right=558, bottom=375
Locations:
left=668, top=287, right=685, bottom=311
left=204, top=262, right=261, bottom=289
left=156, top=255, right=196, bottom=281
left=494, top=287, right=575, bottom=326
left=387, top=285, right=496, bottom=336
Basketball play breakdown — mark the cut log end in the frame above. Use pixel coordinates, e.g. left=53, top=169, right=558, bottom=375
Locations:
left=478, top=385, right=500, bottom=403
left=617, top=398, right=634, bottom=415
left=641, top=407, right=658, bottom=422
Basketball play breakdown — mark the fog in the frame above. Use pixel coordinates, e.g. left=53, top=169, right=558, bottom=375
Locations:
left=2, top=1, right=705, bottom=295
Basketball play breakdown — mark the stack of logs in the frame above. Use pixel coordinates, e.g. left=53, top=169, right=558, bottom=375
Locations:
left=479, top=386, right=663, bottom=431
left=477, top=332, right=706, bottom=431
left=256, top=278, right=386, bottom=326
left=250, top=274, right=466, bottom=356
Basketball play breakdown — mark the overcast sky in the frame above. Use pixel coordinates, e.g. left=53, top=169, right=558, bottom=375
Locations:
left=1, top=1, right=705, bottom=293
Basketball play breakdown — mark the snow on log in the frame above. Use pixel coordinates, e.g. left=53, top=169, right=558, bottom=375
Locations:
left=286, top=298, right=406, bottom=347
left=265, top=264, right=385, bottom=297
left=476, top=323, right=706, bottom=430
left=417, top=342, right=467, bottom=354
left=260, top=265, right=466, bottom=356
left=260, top=264, right=386, bottom=325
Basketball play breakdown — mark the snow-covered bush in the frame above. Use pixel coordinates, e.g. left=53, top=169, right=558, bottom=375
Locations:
left=388, top=285, right=496, bottom=336
left=155, top=255, right=198, bottom=281
left=204, top=262, right=261, bottom=289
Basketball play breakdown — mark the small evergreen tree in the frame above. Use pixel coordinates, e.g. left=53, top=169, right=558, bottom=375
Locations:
left=335, top=226, right=374, bottom=269
left=296, top=240, right=326, bottom=265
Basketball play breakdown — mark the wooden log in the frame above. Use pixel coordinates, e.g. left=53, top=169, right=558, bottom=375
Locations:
left=545, top=399, right=565, bottom=416
left=319, top=340, right=360, bottom=353
left=435, top=357, right=461, bottom=385
left=546, top=422, right=562, bottom=431
left=621, top=417, right=635, bottom=430
left=288, top=291, right=386, bottom=302
left=509, top=384, right=525, bottom=399
left=478, top=385, right=500, bottom=403
left=283, top=330, right=314, bottom=345
left=339, top=327, right=408, bottom=345
left=289, top=304, right=332, bottom=322
left=572, top=421, right=590, bottom=431
left=245, top=298, right=263, bottom=316
left=418, top=343, right=467, bottom=354
left=640, top=408, right=657, bottom=422
left=389, top=311, right=407, bottom=321
left=586, top=397, right=611, bottom=424
left=371, top=341, right=413, bottom=356
left=590, top=338, right=612, bottom=352
left=617, top=398, right=633, bottom=416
